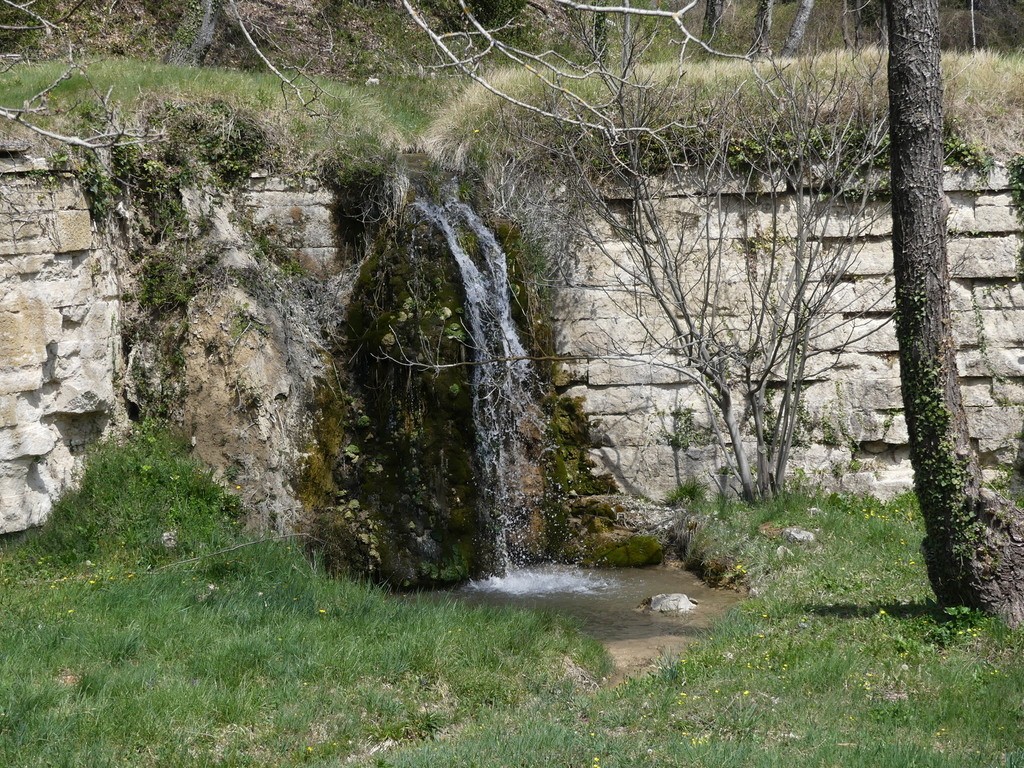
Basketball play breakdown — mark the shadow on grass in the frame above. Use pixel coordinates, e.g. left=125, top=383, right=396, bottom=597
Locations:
left=803, top=600, right=942, bottom=621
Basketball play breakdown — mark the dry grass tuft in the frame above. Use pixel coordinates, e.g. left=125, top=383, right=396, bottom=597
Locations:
left=426, top=49, right=1024, bottom=167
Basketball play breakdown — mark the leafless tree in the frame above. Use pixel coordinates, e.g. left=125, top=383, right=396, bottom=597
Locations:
left=404, top=0, right=891, bottom=499
left=781, top=0, right=815, bottom=57
left=750, top=0, right=774, bottom=57
left=0, top=4, right=154, bottom=150
left=545, top=61, right=889, bottom=501
left=165, top=0, right=223, bottom=67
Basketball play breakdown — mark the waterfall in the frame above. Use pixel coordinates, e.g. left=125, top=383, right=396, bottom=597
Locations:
left=414, top=199, right=537, bottom=573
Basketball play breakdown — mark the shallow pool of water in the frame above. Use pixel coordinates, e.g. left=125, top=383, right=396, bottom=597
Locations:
left=431, top=564, right=740, bottom=646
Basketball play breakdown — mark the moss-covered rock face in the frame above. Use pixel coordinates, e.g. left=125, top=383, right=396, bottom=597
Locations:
left=537, top=395, right=620, bottom=561
left=586, top=535, right=664, bottom=568
left=309, top=207, right=481, bottom=587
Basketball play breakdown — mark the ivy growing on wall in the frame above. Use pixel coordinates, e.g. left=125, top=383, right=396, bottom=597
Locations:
left=1008, top=155, right=1024, bottom=280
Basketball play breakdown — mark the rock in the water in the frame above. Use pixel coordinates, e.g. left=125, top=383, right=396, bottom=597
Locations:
left=782, top=526, right=816, bottom=544
left=648, top=593, right=698, bottom=613
left=589, top=534, right=664, bottom=567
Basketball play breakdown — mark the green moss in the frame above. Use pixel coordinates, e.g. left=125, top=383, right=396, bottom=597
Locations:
left=329, top=210, right=482, bottom=586
left=587, top=535, right=664, bottom=568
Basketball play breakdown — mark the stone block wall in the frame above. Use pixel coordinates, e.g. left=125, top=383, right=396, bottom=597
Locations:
left=0, top=156, right=120, bottom=533
left=553, top=166, right=1024, bottom=500
left=0, top=159, right=343, bottom=535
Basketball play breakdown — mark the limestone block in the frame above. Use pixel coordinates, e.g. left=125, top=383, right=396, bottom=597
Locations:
left=42, top=382, right=111, bottom=415
left=0, top=234, right=50, bottom=257
left=586, top=354, right=690, bottom=386
left=77, top=300, right=117, bottom=338
left=978, top=308, right=1024, bottom=345
left=973, top=282, right=1024, bottom=311
left=993, top=378, right=1024, bottom=406
left=974, top=194, right=1019, bottom=232
left=960, top=378, right=996, bottom=408
left=814, top=316, right=898, bottom=354
left=0, top=253, right=52, bottom=279
left=943, top=167, right=1001, bottom=192
left=883, top=413, right=909, bottom=444
left=839, top=239, right=893, bottom=276
left=947, top=235, right=1019, bottom=278
left=553, top=358, right=587, bottom=386
left=3, top=216, right=46, bottom=242
left=251, top=205, right=334, bottom=249
left=263, top=176, right=317, bottom=192
left=590, top=400, right=713, bottom=449
left=244, top=190, right=333, bottom=208
left=561, top=384, right=654, bottom=415
left=0, top=295, right=59, bottom=367
left=552, top=287, right=647, bottom=322
left=830, top=351, right=900, bottom=378
left=946, top=191, right=977, bottom=233
left=957, top=348, right=1024, bottom=379
left=845, top=377, right=904, bottom=410
left=950, top=280, right=975, bottom=313
left=569, top=241, right=644, bottom=288
left=0, top=422, right=56, bottom=461
left=26, top=274, right=95, bottom=309
left=589, top=412, right=659, bottom=448
left=0, top=366, right=43, bottom=396
left=807, top=201, right=892, bottom=239
left=862, top=463, right=916, bottom=499
left=54, top=209, right=93, bottom=252
left=829, top=277, right=895, bottom=314
left=0, top=394, right=17, bottom=428
left=849, top=410, right=907, bottom=444
left=0, top=156, right=48, bottom=173
left=788, top=444, right=855, bottom=474
left=985, top=164, right=1011, bottom=190
left=952, top=310, right=980, bottom=347
left=966, top=406, right=1023, bottom=454
left=47, top=183, right=88, bottom=211
left=590, top=443, right=702, bottom=499
left=554, top=316, right=675, bottom=358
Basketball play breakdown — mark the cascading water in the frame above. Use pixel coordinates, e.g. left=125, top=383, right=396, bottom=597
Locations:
left=414, top=198, right=538, bottom=573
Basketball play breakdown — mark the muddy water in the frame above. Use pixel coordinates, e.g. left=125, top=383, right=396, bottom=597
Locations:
left=435, top=564, right=741, bottom=682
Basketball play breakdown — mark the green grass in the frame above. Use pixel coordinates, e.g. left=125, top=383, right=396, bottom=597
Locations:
left=377, top=493, right=1024, bottom=767
left=3, top=430, right=1023, bottom=767
left=0, top=57, right=454, bottom=159
left=0, top=427, right=607, bottom=767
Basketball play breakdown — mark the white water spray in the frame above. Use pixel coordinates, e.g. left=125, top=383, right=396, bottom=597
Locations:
left=414, top=199, right=538, bottom=573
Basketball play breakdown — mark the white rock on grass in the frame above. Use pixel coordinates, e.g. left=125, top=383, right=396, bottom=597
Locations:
left=782, top=527, right=816, bottom=544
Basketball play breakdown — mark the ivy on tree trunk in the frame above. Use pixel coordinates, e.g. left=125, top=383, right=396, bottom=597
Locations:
left=166, top=0, right=222, bottom=67
left=887, top=0, right=1024, bottom=627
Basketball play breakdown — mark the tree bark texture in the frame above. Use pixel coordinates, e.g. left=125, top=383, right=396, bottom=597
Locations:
left=887, top=0, right=1024, bottom=627
left=781, top=0, right=814, bottom=56
left=703, top=0, right=725, bottom=39
left=165, top=0, right=222, bottom=67
left=750, top=0, right=773, bottom=57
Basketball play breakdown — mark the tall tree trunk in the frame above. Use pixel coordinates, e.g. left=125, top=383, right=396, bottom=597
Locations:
left=703, top=0, right=725, bottom=39
left=750, top=0, right=773, bottom=57
left=781, top=0, right=814, bottom=57
left=887, top=0, right=1024, bottom=627
left=165, top=0, right=222, bottom=67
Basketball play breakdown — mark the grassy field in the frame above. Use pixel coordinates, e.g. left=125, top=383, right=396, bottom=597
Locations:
left=0, top=429, right=607, bottom=768
left=3, top=428, right=1023, bottom=767
left=0, top=57, right=453, bottom=164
